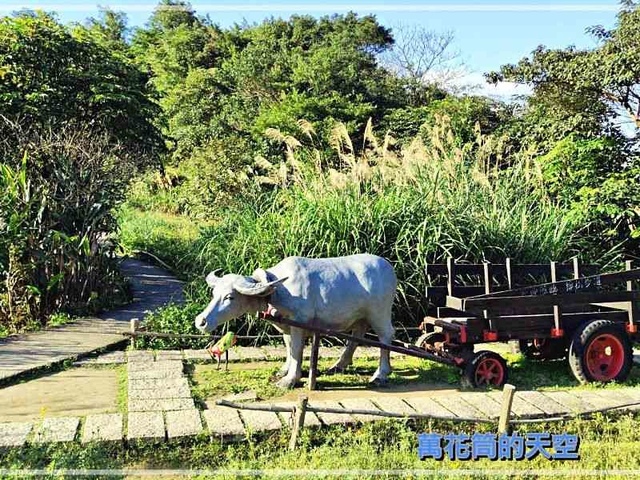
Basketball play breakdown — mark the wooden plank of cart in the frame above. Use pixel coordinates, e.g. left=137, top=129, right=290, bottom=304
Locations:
left=420, top=258, right=640, bottom=387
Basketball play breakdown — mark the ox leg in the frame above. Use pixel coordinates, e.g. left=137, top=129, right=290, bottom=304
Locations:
left=276, top=326, right=304, bottom=389
left=275, top=333, right=291, bottom=378
left=368, top=314, right=394, bottom=386
left=326, top=321, right=368, bottom=375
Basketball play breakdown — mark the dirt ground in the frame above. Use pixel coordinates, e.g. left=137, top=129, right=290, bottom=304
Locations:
left=0, top=367, right=120, bottom=422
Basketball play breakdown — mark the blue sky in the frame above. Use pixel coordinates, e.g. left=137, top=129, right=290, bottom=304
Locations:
left=1, top=1, right=621, bottom=77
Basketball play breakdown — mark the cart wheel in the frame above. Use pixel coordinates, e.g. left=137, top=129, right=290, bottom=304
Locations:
left=462, top=351, right=508, bottom=388
left=415, top=332, right=446, bottom=349
left=568, top=320, right=633, bottom=384
left=519, top=338, right=567, bottom=361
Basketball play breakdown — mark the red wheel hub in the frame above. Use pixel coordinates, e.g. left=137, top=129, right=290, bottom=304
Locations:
left=585, top=334, right=625, bottom=381
left=475, top=358, right=505, bottom=386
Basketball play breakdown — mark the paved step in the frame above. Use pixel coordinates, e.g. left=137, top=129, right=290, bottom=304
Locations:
left=82, top=413, right=123, bottom=443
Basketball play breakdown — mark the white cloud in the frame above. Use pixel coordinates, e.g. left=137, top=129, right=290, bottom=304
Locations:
left=444, top=71, right=533, bottom=101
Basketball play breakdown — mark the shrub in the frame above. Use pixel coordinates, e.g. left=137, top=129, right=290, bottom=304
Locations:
left=0, top=124, right=131, bottom=333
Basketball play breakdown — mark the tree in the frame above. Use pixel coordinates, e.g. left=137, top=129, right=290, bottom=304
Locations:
left=485, top=1, right=640, bottom=252
left=486, top=1, right=640, bottom=141
left=152, top=12, right=407, bottom=159
left=131, top=0, right=220, bottom=97
left=0, top=11, right=164, bottom=161
left=75, top=7, right=130, bottom=56
left=381, top=24, right=464, bottom=104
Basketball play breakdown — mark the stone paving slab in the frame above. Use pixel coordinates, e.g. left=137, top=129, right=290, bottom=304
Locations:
left=543, top=390, right=598, bottom=413
left=0, top=422, right=32, bottom=447
left=458, top=392, right=503, bottom=419
left=73, top=351, right=126, bottom=366
left=128, top=385, right=192, bottom=399
left=517, top=391, right=568, bottom=416
left=588, top=388, right=640, bottom=411
left=127, top=360, right=183, bottom=372
left=166, top=409, right=203, bottom=439
left=156, top=351, right=184, bottom=361
left=311, top=400, right=355, bottom=425
left=203, top=406, right=245, bottom=439
left=239, top=409, right=283, bottom=433
left=82, top=413, right=123, bottom=443
left=236, top=347, right=267, bottom=361
left=505, top=393, right=546, bottom=418
left=572, top=390, right=625, bottom=411
left=127, top=411, right=165, bottom=440
left=127, top=351, right=155, bottom=363
left=128, top=378, right=190, bottom=391
left=261, top=347, right=287, bottom=360
left=318, top=347, right=342, bottom=359
left=128, top=398, right=195, bottom=412
left=0, top=258, right=183, bottom=382
left=33, top=417, right=79, bottom=443
left=183, top=350, right=212, bottom=362
left=128, top=369, right=184, bottom=380
left=338, top=398, right=385, bottom=422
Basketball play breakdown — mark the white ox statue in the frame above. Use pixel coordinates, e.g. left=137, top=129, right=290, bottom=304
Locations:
left=195, top=254, right=397, bottom=388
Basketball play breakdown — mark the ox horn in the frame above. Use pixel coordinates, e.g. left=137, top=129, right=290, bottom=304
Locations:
left=232, top=276, right=288, bottom=297
left=205, top=269, right=222, bottom=288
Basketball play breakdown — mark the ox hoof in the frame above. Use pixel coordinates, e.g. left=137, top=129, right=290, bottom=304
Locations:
left=274, top=368, right=288, bottom=379
left=276, top=376, right=299, bottom=389
left=368, top=377, right=389, bottom=388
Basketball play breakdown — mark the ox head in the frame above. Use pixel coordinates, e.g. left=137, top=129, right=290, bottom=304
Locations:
left=195, top=269, right=287, bottom=333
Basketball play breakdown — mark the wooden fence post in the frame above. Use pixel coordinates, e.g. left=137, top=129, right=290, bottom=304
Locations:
left=498, top=384, right=516, bottom=434
left=130, top=318, right=140, bottom=349
left=289, top=395, right=308, bottom=451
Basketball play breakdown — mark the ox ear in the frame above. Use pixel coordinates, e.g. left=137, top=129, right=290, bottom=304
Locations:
left=205, top=271, right=221, bottom=288
left=232, top=276, right=288, bottom=297
left=251, top=268, right=270, bottom=284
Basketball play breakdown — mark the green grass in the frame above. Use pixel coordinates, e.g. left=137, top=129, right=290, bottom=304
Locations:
left=2, top=412, right=640, bottom=478
left=116, top=205, right=209, bottom=279
left=189, top=353, right=640, bottom=406
left=116, top=125, right=591, bottom=341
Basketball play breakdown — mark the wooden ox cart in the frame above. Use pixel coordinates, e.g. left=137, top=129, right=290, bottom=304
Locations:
left=419, top=258, right=639, bottom=387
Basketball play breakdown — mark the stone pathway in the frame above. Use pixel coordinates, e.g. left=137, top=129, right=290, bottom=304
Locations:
left=0, top=258, right=183, bottom=382
left=2, top=348, right=640, bottom=447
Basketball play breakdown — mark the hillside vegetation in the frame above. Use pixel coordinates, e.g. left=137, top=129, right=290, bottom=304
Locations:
left=1, top=1, right=639, bottom=337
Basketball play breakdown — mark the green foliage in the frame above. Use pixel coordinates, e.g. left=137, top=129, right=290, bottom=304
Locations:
left=116, top=206, right=204, bottom=269
left=487, top=2, right=640, bottom=142
left=0, top=126, right=130, bottom=332
left=0, top=11, right=164, bottom=160
left=144, top=11, right=407, bottom=163
left=120, top=120, right=581, bottom=337
left=134, top=302, right=208, bottom=349
left=486, top=2, right=640, bottom=255
left=381, top=96, right=514, bottom=145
